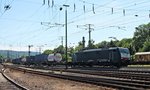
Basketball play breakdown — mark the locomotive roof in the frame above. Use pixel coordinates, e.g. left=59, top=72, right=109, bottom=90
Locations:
left=79, top=47, right=124, bottom=52
left=135, top=52, right=150, bottom=55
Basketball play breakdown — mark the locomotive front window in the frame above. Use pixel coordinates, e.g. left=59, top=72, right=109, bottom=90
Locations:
left=119, top=48, right=130, bottom=59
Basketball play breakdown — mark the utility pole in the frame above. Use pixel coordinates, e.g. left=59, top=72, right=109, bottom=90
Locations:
left=60, top=4, right=69, bottom=69
left=60, top=36, right=64, bottom=47
left=39, top=47, right=41, bottom=54
left=37, top=45, right=44, bottom=54
left=77, top=24, right=94, bottom=48
left=7, top=50, right=9, bottom=60
left=39, top=46, right=42, bottom=54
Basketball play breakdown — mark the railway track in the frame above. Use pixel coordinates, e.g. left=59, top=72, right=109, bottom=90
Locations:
left=51, top=69, right=150, bottom=81
left=4, top=65, right=150, bottom=90
left=0, top=65, right=28, bottom=90
left=21, top=65, right=150, bottom=82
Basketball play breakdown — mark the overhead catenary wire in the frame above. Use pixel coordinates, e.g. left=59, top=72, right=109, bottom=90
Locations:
left=37, top=0, right=149, bottom=28
left=43, top=0, right=150, bottom=44
left=1, top=0, right=150, bottom=50
left=66, top=1, right=150, bottom=29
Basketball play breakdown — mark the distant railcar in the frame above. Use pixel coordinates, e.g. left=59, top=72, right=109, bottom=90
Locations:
left=34, top=54, right=49, bottom=65
left=134, top=52, right=150, bottom=64
left=24, top=56, right=35, bottom=65
left=12, top=53, right=62, bottom=66
left=72, top=47, right=130, bottom=67
left=12, top=58, right=22, bottom=64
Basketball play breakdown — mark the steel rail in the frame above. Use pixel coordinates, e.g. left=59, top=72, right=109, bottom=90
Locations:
left=6, top=65, right=150, bottom=90
left=43, top=68, right=150, bottom=82
left=1, top=68, right=29, bottom=90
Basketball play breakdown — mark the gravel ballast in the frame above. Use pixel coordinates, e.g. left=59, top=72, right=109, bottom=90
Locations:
left=4, top=68, right=116, bottom=90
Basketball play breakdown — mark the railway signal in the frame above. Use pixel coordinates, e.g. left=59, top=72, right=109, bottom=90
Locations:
left=28, top=45, right=33, bottom=59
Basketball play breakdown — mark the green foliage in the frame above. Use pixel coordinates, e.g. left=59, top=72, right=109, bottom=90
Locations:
left=68, top=47, right=75, bottom=54
left=61, top=53, right=72, bottom=62
left=53, top=45, right=64, bottom=54
left=75, top=41, right=84, bottom=51
left=108, top=40, right=116, bottom=47
left=0, top=55, right=4, bottom=62
left=43, top=49, right=53, bottom=54
left=133, top=23, right=150, bottom=52
left=140, top=41, right=150, bottom=52
left=116, top=38, right=132, bottom=48
left=88, top=39, right=96, bottom=49
left=95, top=41, right=109, bottom=48
left=0, top=55, right=3, bottom=58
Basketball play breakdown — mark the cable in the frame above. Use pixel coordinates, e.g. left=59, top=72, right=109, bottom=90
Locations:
left=67, top=0, right=150, bottom=23
left=17, top=0, right=41, bottom=5
left=27, top=5, right=43, bottom=18
left=67, top=0, right=150, bottom=28
left=1, top=0, right=150, bottom=49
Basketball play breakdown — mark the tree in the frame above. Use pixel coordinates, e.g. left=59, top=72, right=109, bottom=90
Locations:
left=133, top=23, right=150, bottom=52
left=116, top=38, right=134, bottom=55
left=108, top=40, right=116, bottom=47
left=89, top=39, right=96, bottom=49
left=116, top=38, right=132, bottom=48
left=140, top=41, right=150, bottom=52
left=0, top=55, right=4, bottom=63
left=53, top=45, right=64, bottom=54
left=75, top=41, right=84, bottom=51
left=95, top=41, right=109, bottom=48
left=43, top=50, right=53, bottom=54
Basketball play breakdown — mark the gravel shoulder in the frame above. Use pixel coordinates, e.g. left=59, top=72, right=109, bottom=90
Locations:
left=4, top=68, right=116, bottom=90
left=0, top=65, right=21, bottom=90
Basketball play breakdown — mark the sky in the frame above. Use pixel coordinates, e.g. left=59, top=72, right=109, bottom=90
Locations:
left=0, top=0, right=150, bottom=52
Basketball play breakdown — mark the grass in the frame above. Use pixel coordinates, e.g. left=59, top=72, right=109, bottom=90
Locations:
left=128, top=65, right=150, bottom=68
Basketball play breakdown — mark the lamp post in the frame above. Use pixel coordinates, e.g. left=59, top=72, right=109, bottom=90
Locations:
left=60, top=4, right=69, bottom=69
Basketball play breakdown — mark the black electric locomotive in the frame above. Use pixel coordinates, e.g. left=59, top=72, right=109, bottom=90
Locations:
left=72, top=47, right=130, bottom=67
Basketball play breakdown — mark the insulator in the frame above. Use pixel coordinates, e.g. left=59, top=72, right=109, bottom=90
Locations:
left=43, top=0, right=45, bottom=5
left=52, top=0, right=54, bottom=7
left=123, top=9, right=125, bottom=16
left=48, top=0, right=50, bottom=7
left=83, top=1, right=85, bottom=13
left=92, top=4, right=95, bottom=14
left=149, top=10, right=150, bottom=18
left=111, top=8, right=113, bottom=14
left=4, top=5, right=11, bottom=10
left=83, top=5, right=85, bottom=13
left=74, top=3, right=76, bottom=12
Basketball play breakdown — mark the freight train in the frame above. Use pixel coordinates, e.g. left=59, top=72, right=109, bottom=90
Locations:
left=71, top=47, right=131, bottom=67
left=12, top=47, right=131, bottom=67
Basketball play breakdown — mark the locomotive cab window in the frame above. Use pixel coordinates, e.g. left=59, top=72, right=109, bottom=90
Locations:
left=119, top=48, right=130, bottom=60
